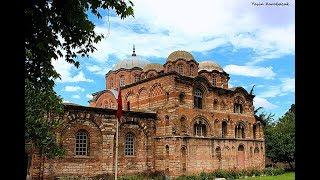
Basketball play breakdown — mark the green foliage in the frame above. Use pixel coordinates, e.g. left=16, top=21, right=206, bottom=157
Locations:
left=25, top=0, right=134, bottom=160
left=263, top=167, right=285, bottom=176
left=264, top=105, right=295, bottom=169
left=25, top=79, right=66, bottom=158
left=175, top=168, right=286, bottom=180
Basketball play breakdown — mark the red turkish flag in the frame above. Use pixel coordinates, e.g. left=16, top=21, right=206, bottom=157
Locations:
left=116, top=88, right=123, bottom=119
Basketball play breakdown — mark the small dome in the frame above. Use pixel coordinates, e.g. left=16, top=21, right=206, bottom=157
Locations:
left=167, top=50, right=194, bottom=62
left=143, top=63, right=163, bottom=72
left=198, top=60, right=224, bottom=72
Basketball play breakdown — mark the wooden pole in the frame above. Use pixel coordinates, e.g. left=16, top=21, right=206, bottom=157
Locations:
left=115, top=118, right=119, bottom=180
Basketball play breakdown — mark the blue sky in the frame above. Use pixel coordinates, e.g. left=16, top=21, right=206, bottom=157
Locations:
left=52, top=0, right=295, bottom=120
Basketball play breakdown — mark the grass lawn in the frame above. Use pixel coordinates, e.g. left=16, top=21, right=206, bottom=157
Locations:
left=241, top=172, right=295, bottom=180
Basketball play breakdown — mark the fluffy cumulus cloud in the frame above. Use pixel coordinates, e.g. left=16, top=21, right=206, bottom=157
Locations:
left=86, top=94, right=93, bottom=99
left=52, top=58, right=93, bottom=83
left=64, top=86, right=85, bottom=92
left=254, top=96, right=278, bottom=110
left=224, top=65, right=276, bottom=79
left=258, top=77, right=295, bottom=98
left=90, top=0, right=294, bottom=64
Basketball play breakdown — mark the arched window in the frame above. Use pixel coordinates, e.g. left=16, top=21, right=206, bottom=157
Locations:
left=194, top=88, right=203, bottom=109
left=234, top=103, right=243, bottom=113
left=237, top=145, right=245, bottom=167
left=165, top=145, right=169, bottom=156
left=254, top=147, right=259, bottom=154
left=222, top=121, right=228, bottom=138
left=253, top=124, right=257, bottom=139
left=125, top=133, right=134, bottom=156
left=177, top=64, right=184, bottom=75
left=120, top=75, right=125, bottom=87
left=216, top=147, right=222, bottom=162
left=127, top=101, right=130, bottom=111
left=234, top=96, right=244, bottom=114
left=165, top=115, right=169, bottom=126
left=190, top=64, right=195, bottom=76
left=212, top=75, right=217, bottom=86
left=75, top=130, right=89, bottom=156
left=235, top=123, right=245, bottom=138
left=194, top=120, right=207, bottom=137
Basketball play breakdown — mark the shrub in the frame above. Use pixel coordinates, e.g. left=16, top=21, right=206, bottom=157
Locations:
left=263, top=167, right=285, bottom=176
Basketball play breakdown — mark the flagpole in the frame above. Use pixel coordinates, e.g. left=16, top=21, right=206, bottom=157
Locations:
left=115, top=117, right=119, bottom=180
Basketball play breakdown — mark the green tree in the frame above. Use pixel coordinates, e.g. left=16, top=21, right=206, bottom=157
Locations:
left=265, top=104, right=295, bottom=170
left=25, top=0, right=134, bottom=176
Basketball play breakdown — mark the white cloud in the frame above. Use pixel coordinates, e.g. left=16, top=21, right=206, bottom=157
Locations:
left=224, top=65, right=276, bottom=79
left=86, top=94, right=93, bottom=99
left=52, top=58, right=93, bottom=83
left=258, top=77, right=295, bottom=98
left=90, top=0, right=294, bottom=64
left=254, top=96, right=278, bottom=110
left=280, top=78, right=295, bottom=93
left=86, top=64, right=111, bottom=76
left=64, top=86, right=85, bottom=92
left=72, top=95, right=81, bottom=99
left=62, top=100, right=70, bottom=103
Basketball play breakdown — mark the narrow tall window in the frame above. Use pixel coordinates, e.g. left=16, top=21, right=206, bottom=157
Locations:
left=179, top=92, right=185, bottom=103
left=75, top=130, right=88, bottom=156
left=222, top=121, right=228, bottom=138
left=194, top=88, right=203, bottom=109
left=253, top=124, right=257, bottom=139
left=125, top=133, right=134, bottom=156
left=234, top=103, right=243, bottom=114
left=235, top=124, right=245, bottom=138
left=120, top=75, right=125, bottom=87
left=177, top=64, right=184, bottom=75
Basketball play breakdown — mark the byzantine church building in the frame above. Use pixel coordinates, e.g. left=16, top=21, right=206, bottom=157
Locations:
left=29, top=47, right=265, bottom=179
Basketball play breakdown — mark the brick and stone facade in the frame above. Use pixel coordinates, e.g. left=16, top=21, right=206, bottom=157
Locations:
left=30, top=50, right=265, bottom=179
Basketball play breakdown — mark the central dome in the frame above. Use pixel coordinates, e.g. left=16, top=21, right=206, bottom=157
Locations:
left=167, top=50, right=194, bottom=62
left=198, top=60, right=224, bottom=72
left=113, top=56, right=150, bottom=70
left=113, top=46, right=150, bottom=70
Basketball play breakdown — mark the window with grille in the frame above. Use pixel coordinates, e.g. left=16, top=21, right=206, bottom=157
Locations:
left=235, top=124, right=245, bottom=138
left=194, top=120, right=207, bottom=137
left=234, top=103, right=243, bottom=114
left=125, top=133, right=134, bottom=156
left=120, top=75, right=125, bottom=87
left=212, top=76, right=217, bottom=86
left=75, top=130, right=88, bottom=156
left=194, top=88, right=203, bottom=109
